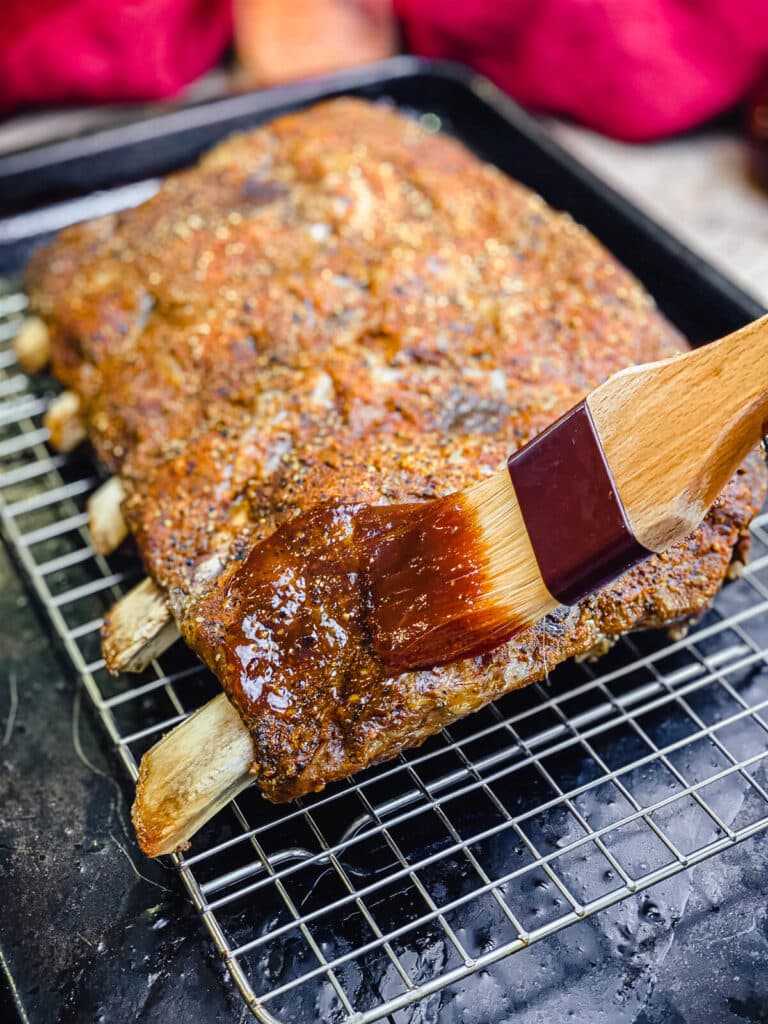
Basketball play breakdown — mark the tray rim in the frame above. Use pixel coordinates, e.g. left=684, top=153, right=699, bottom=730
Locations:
left=0, top=57, right=440, bottom=176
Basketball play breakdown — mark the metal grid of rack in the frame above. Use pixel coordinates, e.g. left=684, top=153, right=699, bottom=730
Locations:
left=2, top=285, right=768, bottom=1023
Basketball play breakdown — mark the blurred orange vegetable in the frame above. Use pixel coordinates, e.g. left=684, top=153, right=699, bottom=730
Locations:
left=234, top=0, right=397, bottom=87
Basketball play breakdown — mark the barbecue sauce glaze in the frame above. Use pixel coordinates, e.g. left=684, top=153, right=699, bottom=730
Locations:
left=205, top=497, right=527, bottom=793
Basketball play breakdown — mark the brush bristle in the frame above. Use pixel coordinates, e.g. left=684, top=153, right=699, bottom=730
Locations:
left=461, top=470, right=555, bottom=631
left=367, top=469, right=557, bottom=670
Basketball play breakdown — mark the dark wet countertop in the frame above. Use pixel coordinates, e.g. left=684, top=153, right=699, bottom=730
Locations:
left=0, top=541, right=244, bottom=1024
left=1, top=538, right=768, bottom=1024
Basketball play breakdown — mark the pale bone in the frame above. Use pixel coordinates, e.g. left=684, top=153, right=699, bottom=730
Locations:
left=726, top=559, right=745, bottom=581
left=102, top=578, right=179, bottom=674
left=44, top=391, right=86, bottom=452
left=88, top=476, right=128, bottom=554
left=132, top=693, right=253, bottom=857
left=14, top=316, right=51, bottom=373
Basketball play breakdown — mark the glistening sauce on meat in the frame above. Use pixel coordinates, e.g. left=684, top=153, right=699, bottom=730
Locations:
left=203, top=502, right=383, bottom=797
left=201, top=496, right=532, bottom=797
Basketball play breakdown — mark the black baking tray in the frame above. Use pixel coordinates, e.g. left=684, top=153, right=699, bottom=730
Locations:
left=0, top=56, right=764, bottom=341
left=2, top=58, right=768, bottom=1024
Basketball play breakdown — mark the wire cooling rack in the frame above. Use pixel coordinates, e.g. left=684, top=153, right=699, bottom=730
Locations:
left=2, top=285, right=768, bottom=1024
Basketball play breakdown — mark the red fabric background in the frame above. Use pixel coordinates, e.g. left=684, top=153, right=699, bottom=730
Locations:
left=2, top=0, right=768, bottom=141
left=395, top=0, right=768, bottom=140
left=0, top=0, right=232, bottom=111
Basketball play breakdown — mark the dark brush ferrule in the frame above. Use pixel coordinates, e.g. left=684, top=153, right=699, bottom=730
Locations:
left=507, top=399, right=651, bottom=606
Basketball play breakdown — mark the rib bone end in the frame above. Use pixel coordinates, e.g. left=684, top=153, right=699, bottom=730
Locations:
left=102, top=578, right=179, bottom=674
left=14, top=316, right=50, bottom=373
left=88, top=476, right=128, bottom=554
left=45, top=390, right=86, bottom=452
left=132, top=693, right=254, bottom=857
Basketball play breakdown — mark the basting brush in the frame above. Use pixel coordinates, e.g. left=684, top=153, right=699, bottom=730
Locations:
left=366, top=313, right=768, bottom=671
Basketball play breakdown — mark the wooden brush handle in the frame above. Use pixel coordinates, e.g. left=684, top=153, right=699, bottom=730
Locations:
left=588, top=313, right=768, bottom=551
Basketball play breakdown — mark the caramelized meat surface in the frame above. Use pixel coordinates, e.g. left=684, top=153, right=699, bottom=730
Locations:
left=27, top=99, right=767, bottom=802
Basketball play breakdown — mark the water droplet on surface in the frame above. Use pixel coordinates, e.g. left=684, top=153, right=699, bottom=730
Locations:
left=641, top=900, right=662, bottom=923
left=419, top=112, right=442, bottom=134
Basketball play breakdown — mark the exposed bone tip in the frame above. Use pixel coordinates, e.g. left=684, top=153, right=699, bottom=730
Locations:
left=667, top=623, right=690, bottom=642
left=132, top=693, right=254, bottom=857
left=14, top=316, right=50, bottom=373
left=726, top=559, right=745, bottom=581
left=102, top=577, right=179, bottom=674
left=45, top=390, right=86, bottom=452
left=88, top=476, right=128, bottom=555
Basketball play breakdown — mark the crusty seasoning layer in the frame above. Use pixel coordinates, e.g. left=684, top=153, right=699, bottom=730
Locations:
left=26, top=99, right=767, bottom=803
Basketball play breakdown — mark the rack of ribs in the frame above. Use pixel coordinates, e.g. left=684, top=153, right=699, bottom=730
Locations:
left=22, top=99, right=767, bottom=856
